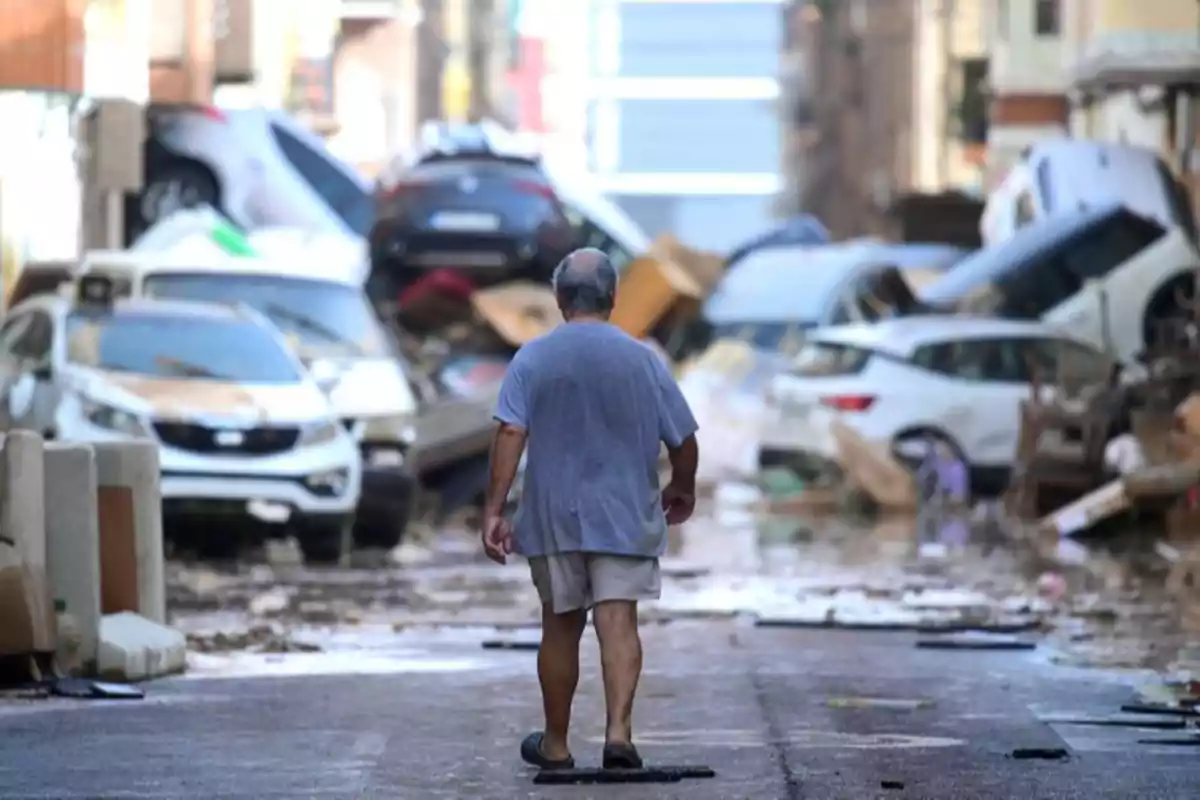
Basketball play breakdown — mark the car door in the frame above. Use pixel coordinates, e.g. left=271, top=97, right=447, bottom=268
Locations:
left=912, top=337, right=1032, bottom=467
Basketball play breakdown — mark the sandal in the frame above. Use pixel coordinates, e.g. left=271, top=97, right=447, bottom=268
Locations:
left=602, top=741, right=643, bottom=769
left=520, top=732, right=575, bottom=770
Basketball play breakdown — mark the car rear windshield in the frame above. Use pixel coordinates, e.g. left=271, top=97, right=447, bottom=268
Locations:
left=142, top=273, right=393, bottom=360
left=66, top=312, right=301, bottom=384
left=269, top=123, right=373, bottom=237
left=790, top=342, right=874, bottom=376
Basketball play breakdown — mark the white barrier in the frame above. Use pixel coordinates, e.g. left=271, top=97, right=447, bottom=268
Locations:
left=0, top=434, right=181, bottom=681
left=0, top=431, right=54, bottom=659
left=44, top=443, right=101, bottom=673
left=93, top=441, right=165, bottom=625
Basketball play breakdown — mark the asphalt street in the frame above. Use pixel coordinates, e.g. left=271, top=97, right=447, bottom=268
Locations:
left=1, top=621, right=1197, bottom=799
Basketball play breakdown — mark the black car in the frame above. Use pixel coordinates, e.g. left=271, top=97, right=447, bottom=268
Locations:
left=367, top=124, right=578, bottom=308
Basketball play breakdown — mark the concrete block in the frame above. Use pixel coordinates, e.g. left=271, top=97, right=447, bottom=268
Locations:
left=44, top=443, right=101, bottom=672
left=0, top=431, right=54, bottom=655
left=93, top=441, right=165, bottom=625
left=97, top=611, right=186, bottom=681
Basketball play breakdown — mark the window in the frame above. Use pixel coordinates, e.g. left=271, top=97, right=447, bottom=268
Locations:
left=65, top=312, right=302, bottom=384
left=617, top=98, right=780, bottom=174
left=791, top=342, right=873, bottom=377
left=269, top=123, right=373, bottom=237
left=1034, top=0, right=1060, bottom=36
left=992, top=258, right=1081, bottom=318
left=911, top=338, right=1028, bottom=383
left=563, top=209, right=635, bottom=271
left=143, top=273, right=393, bottom=359
left=1058, top=210, right=1166, bottom=283
left=0, top=315, right=33, bottom=354
left=9, top=312, right=53, bottom=362
left=1035, top=161, right=1054, bottom=213
left=1015, top=191, right=1037, bottom=227
left=618, top=2, right=782, bottom=78
left=955, top=58, right=989, bottom=145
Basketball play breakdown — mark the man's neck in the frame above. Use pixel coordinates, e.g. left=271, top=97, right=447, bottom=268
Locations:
left=564, top=313, right=610, bottom=324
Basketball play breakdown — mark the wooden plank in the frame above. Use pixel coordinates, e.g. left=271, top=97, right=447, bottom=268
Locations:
left=1039, top=479, right=1128, bottom=538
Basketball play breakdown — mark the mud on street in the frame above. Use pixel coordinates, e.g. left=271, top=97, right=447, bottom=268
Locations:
left=165, top=486, right=1200, bottom=681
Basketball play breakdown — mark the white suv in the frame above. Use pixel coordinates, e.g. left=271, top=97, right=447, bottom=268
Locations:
left=0, top=279, right=362, bottom=562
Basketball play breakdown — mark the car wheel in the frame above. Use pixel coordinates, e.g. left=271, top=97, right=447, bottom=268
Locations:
left=352, top=508, right=411, bottom=551
left=140, top=160, right=220, bottom=225
left=295, top=517, right=353, bottom=566
left=1142, top=272, right=1197, bottom=352
left=890, top=427, right=966, bottom=472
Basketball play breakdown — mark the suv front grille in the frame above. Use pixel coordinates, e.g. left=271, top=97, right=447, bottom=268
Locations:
left=153, top=422, right=300, bottom=456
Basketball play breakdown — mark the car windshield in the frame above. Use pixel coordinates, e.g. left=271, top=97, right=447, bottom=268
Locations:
left=703, top=245, right=865, bottom=325
left=920, top=204, right=1122, bottom=304
left=66, top=311, right=301, bottom=383
left=710, top=322, right=811, bottom=355
left=142, top=273, right=392, bottom=360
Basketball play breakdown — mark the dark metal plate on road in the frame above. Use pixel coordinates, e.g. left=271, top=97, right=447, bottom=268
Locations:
left=481, top=640, right=539, bottom=651
left=1121, top=703, right=1200, bottom=717
left=755, top=617, right=913, bottom=631
left=916, top=635, right=1037, bottom=651
left=1009, top=747, right=1069, bottom=760
left=533, top=765, right=716, bottom=785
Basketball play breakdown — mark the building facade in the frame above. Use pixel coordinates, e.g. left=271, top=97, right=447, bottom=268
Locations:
left=911, top=0, right=988, bottom=195
left=791, top=0, right=918, bottom=239
left=584, top=0, right=786, bottom=251
left=983, top=0, right=1071, bottom=188
left=1066, top=0, right=1200, bottom=201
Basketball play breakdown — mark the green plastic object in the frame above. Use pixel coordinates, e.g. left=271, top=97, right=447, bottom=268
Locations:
left=759, top=466, right=806, bottom=498
left=210, top=222, right=258, bottom=257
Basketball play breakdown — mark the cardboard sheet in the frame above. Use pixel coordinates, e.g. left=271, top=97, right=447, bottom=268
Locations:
left=470, top=282, right=563, bottom=347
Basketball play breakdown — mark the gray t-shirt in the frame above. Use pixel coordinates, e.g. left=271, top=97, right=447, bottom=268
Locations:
left=493, top=321, right=698, bottom=558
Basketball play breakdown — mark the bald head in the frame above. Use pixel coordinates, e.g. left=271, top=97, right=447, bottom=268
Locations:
left=551, top=247, right=618, bottom=319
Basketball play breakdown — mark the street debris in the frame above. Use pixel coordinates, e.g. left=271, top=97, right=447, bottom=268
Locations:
left=481, top=640, right=539, bottom=651
left=1009, top=747, right=1069, bottom=760
left=915, top=633, right=1037, bottom=651
left=827, top=697, right=934, bottom=711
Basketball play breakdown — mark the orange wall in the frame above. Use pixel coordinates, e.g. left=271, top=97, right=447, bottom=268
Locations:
left=0, top=0, right=86, bottom=94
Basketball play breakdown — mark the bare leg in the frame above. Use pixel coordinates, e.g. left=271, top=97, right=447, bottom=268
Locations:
left=539, top=604, right=587, bottom=760
left=592, top=600, right=642, bottom=745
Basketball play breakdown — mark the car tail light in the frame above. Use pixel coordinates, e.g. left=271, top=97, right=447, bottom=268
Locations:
left=512, top=179, right=556, bottom=200
left=819, top=394, right=876, bottom=412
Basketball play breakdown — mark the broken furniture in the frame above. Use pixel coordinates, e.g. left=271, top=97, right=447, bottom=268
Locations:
left=1007, top=347, right=1122, bottom=520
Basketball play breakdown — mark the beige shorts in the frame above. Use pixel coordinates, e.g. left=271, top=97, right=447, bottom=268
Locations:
left=529, top=553, right=661, bottom=614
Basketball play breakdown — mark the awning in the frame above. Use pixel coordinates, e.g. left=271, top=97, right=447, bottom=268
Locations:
left=1072, top=49, right=1200, bottom=94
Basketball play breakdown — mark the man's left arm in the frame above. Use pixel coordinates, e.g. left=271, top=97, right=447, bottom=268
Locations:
left=485, top=360, right=530, bottom=518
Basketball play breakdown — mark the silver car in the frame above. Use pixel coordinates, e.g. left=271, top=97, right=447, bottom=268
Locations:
left=141, top=106, right=374, bottom=239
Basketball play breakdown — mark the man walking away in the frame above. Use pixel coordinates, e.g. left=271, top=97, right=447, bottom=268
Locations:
left=481, top=248, right=700, bottom=771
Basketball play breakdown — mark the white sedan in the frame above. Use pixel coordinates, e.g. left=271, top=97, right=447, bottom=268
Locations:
left=141, top=107, right=374, bottom=239
left=761, top=316, right=1118, bottom=493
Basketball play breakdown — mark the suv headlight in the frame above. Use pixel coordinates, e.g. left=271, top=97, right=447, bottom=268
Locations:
left=80, top=397, right=149, bottom=437
left=298, top=419, right=341, bottom=447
